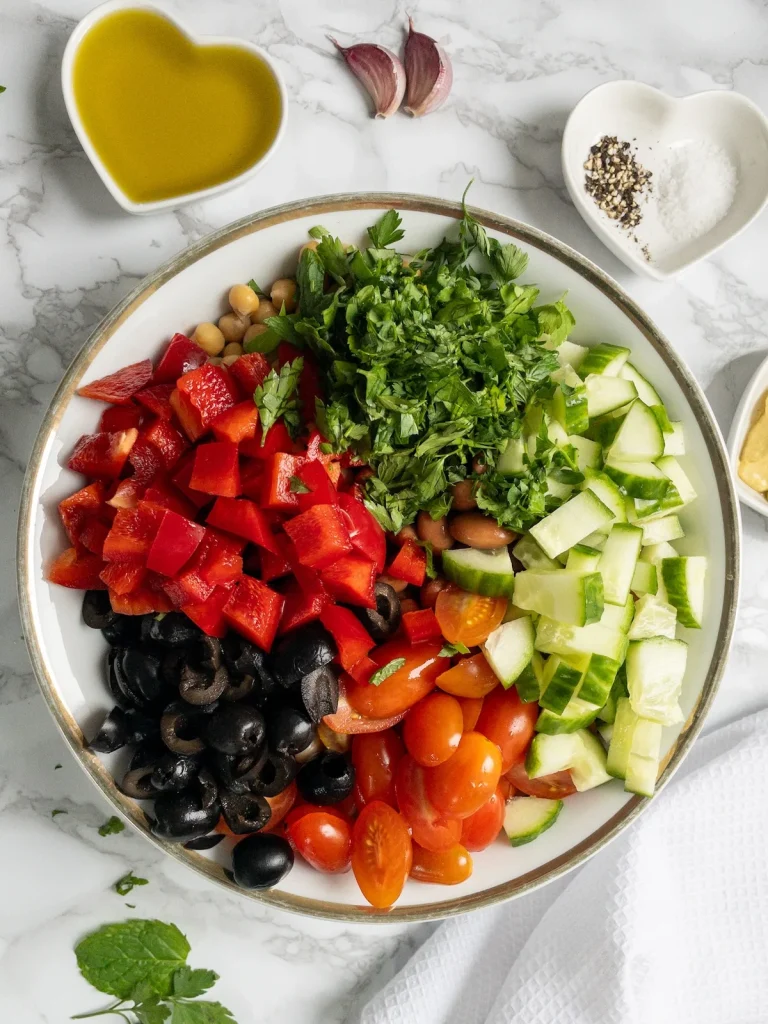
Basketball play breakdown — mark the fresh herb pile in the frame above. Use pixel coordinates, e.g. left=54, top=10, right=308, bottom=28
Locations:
left=249, top=193, right=578, bottom=533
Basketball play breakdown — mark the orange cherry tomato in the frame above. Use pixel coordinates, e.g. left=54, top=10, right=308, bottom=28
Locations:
left=262, top=781, right=298, bottom=832
left=475, top=686, right=538, bottom=772
left=351, top=729, right=405, bottom=807
left=351, top=801, right=413, bottom=908
left=395, top=754, right=462, bottom=852
left=497, top=777, right=515, bottom=801
left=285, top=803, right=351, bottom=830
left=460, top=785, right=506, bottom=851
left=403, top=692, right=463, bottom=767
left=287, top=811, right=352, bottom=873
left=458, top=696, right=484, bottom=732
left=435, top=587, right=507, bottom=647
left=346, top=640, right=444, bottom=719
left=426, top=732, right=502, bottom=819
left=505, top=762, right=577, bottom=798
left=436, top=653, right=500, bottom=699
left=323, top=674, right=408, bottom=735
left=410, top=843, right=473, bottom=885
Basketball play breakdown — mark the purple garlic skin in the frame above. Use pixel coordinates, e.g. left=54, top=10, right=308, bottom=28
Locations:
left=403, top=18, right=453, bottom=117
left=330, top=38, right=406, bottom=118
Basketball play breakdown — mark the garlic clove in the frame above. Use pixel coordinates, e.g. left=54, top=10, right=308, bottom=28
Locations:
left=403, top=18, right=453, bottom=118
left=330, top=38, right=406, bottom=119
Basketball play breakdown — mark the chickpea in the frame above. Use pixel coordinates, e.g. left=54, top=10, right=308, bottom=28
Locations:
left=223, top=342, right=244, bottom=357
left=207, top=356, right=223, bottom=366
left=251, top=299, right=278, bottom=324
left=451, top=479, right=477, bottom=512
left=416, top=511, right=454, bottom=553
left=271, top=278, right=297, bottom=313
left=243, top=323, right=268, bottom=347
left=378, top=574, right=409, bottom=594
left=317, top=722, right=350, bottom=753
left=472, top=455, right=488, bottom=475
left=394, top=525, right=419, bottom=547
left=222, top=354, right=240, bottom=367
left=449, top=512, right=517, bottom=549
left=192, top=322, right=225, bottom=356
left=399, top=598, right=420, bottom=614
left=299, top=239, right=320, bottom=257
left=420, top=577, right=449, bottom=609
left=218, top=312, right=248, bottom=344
left=229, top=283, right=260, bottom=318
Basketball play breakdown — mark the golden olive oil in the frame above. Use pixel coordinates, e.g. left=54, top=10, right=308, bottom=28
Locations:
left=72, top=9, right=283, bottom=204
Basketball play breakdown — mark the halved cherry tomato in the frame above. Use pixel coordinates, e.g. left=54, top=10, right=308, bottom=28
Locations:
left=287, top=811, right=352, bottom=873
left=475, top=687, right=538, bottom=772
left=409, top=843, right=473, bottom=885
left=460, top=785, right=505, bottom=851
left=351, top=730, right=405, bottom=807
left=403, top=692, right=463, bottom=767
left=351, top=801, right=412, bottom=908
left=504, top=762, right=577, bottom=798
left=394, top=755, right=462, bottom=853
left=457, top=696, right=484, bottom=732
left=436, top=653, right=500, bottom=699
left=346, top=640, right=444, bottom=719
left=323, top=674, right=407, bottom=735
left=426, top=732, right=502, bottom=819
left=434, top=587, right=507, bottom=647
left=263, top=781, right=298, bottom=832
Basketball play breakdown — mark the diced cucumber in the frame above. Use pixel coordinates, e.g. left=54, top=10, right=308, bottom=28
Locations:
left=628, top=594, right=677, bottom=640
left=515, top=651, right=545, bottom=703
left=586, top=408, right=630, bottom=447
left=503, top=603, right=533, bottom=623
left=579, top=343, right=631, bottom=377
left=580, top=530, right=608, bottom=551
left=566, top=544, right=602, bottom=573
left=640, top=541, right=679, bottom=564
left=513, top=535, right=559, bottom=572
left=536, top=695, right=602, bottom=734
left=583, top=469, right=627, bottom=525
left=539, top=654, right=587, bottom=714
left=482, top=617, right=535, bottom=688
left=603, top=459, right=671, bottom=500
left=568, top=434, right=602, bottom=472
left=656, top=456, right=697, bottom=507
left=503, top=796, right=563, bottom=846
left=585, top=375, right=638, bottom=418
left=597, top=667, right=629, bottom=724
left=498, top=436, right=526, bottom=477
left=606, top=401, right=665, bottom=462
left=626, top=637, right=687, bottom=726
left=620, top=362, right=662, bottom=406
left=625, top=716, right=663, bottom=797
left=664, top=422, right=685, bottom=456
left=526, top=730, right=612, bottom=792
left=546, top=476, right=574, bottom=502
left=661, top=556, right=707, bottom=628
left=598, top=722, right=614, bottom=746
left=552, top=375, right=589, bottom=435
left=640, top=515, right=684, bottom=546
left=578, top=652, right=620, bottom=705
left=630, top=560, right=658, bottom=596
left=605, top=697, right=637, bottom=779
left=514, top=570, right=604, bottom=627
left=545, top=412, right=569, bottom=447
left=530, top=489, right=615, bottom=558
left=651, top=405, right=673, bottom=435
left=535, top=617, right=628, bottom=664
left=554, top=340, right=588, bottom=370
left=598, top=523, right=642, bottom=606
left=443, top=546, right=515, bottom=598
left=600, top=595, right=634, bottom=633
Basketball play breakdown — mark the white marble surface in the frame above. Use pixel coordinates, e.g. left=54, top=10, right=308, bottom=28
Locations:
left=2, top=0, right=768, bottom=1020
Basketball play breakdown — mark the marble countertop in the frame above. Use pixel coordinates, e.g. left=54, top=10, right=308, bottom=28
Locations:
left=2, top=0, right=768, bottom=1020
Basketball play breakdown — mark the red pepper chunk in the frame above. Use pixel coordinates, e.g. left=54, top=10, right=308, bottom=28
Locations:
left=170, top=389, right=206, bottom=442
left=162, top=569, right=215, bottom=607
left=320, top=554, right=377, bottom=608
left=295, top=459, right=338, bottom=511
left=78, top=359, right=153, bottom=405
left=78, top=518, right=111, bottom=556
left=153, top=333, right=206, bottom=385
left=182, top=584, right=234, bottom=638
left=127, top=436, right=164, bottom=485
left=194, top=530, right=244, bottom=586
left=260, top=543, right=291, bottom=582
left=206, top=497, right=279, bottom=554
left=347, top=655, right=377, bottom=685
left=146, top=510, right=205, bottom=576
left=336, top=493, right=386, bottom=574
left=109, top=585, right=174, bottom=615
left=99, top=405, right=143, bottom=433
left=401, top=608, right=443, bottom=644
left=102, top=503, right=163, bottom=562
left=319, top=605, right=375, bottom=671
left=68, top=429, right=138, bottom=479
left=47, top=548, right=106, bottom=589
left=229, top=351, right=270, bottom=394
left=142, top=420, right=188, bottom=470
left=224, top=576, right=284, bottom=652
left=190, top=441, right=241, bottom=497
left=240, top=422, right=295, bottom=461
left=171, top=452, right=210, bottom=509
left=177, top=364, right=239, bottom=433
left=99, top=561, right=146, bottom=595
left=59, top=482, right=106, bottom=544
left=278, top=579, right=329, bottom=635
left=107, top=479, right=144, bottom=511
left=262, top=452, right=305, bottom=511
left=212, top=402, right=259, bottom=444
left=135, top=383, right=175, bottom=420
left=388, top=539, right=427, bottom=586
left=284, top=504, right=352, bottom=569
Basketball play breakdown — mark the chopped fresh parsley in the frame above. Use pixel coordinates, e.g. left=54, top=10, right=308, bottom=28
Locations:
left=369, top=658, right=406, bottom=686
left=54, top=763, right=62, bottom=769
left=51, top=808, right=67, bottom=818
left=98, top=816, right=125, bottom=836
left=439, top=642, right=471, bottom=657
left=114, top=872, right=149, bottom=896
left=253, top=358, right=303, bottom=440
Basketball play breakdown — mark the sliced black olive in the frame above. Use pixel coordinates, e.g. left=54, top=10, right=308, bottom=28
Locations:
left=232, top=833, right=294, bottom=889
left=151, top=788, right=220, bottom=843
left=268, top=706, right=314, bottom=756
left=179, top=663, right=229, bottom=706
left=220, top=790, right=271, bottom=835
left=121, top=763, right=156, bottom=799
left=107, top=647, right=137, bottom=708
left=269, top=623, right=336, bottom=688
left=200, top=635, right=223, bottom=669
left=294, top=734, right=323, bottom=764
left=101, top=615, right=143, bottom=647
left=83, top=590, right=117, bottom=630
left=296, top=752, right=355, bottom=805
left=151, top=754, right=200, bottom=792
left=141, top=612, right=201, bottom=648
left=209, top=749, right=269, bottom=795
left=247, top=751, right=298, bottom=797
left=160, top=702, right=206, bottom=755
left=222, top=674, right=255, bottom=702
left=353, top=581, right=401, bottom=642
left=160, top=649, right=185, bottom=688
left=123, top=709, right=161, bottom=746
left=88, top=706, right=129, bottom=753
left=301, top=665, right=339, bottom=723
left=197, top=767, right=219, bottom=810
left=205, top=705, right=266, bottom=756
left=111, top=647, right=167, bottom=708
left=184, top=833, right=225, bottom=851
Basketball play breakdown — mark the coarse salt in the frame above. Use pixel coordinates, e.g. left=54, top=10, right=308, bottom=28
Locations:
left=655, top=140, right=737, bottom=245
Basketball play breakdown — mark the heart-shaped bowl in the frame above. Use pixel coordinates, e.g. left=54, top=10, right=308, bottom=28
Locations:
left=18, top=194, right=739, bottom=922
left=562, top=81, right=768, bottom=280
left=727, top=350, right=768, bottom=519
left=61, top=0, right=287, bottom=215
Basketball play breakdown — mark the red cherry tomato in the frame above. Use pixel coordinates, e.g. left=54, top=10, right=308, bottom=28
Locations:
left=409, top=843, right=473, bottom=885
left=262, top=781, right=298, bottom=833
left=351, top=729, right=405, bottom=807
left=403, top=692, right=463, bottom=767
left=475, top=687, right=538, bottom=772
left=505, top=762, right=577, bottom=798
left=435, top=587, right=507, bottom=647
left=287, top=811, right=352, bottom=873
left=436, top=653, right=500, bottom=698
left=460, top=785, right=505, bottom=851
left=425, top=732, right=502, bottom=820
left=284, top=803, right=351, bottom=830
left=457, top=696, right=484, bottom=732
left=394, top=754, right=462, bottom=852
left=346, top=640, right=444, bottom=719
left=323, top=674, right=408, bottom=735
left=351, top=801, right=413, bottom=908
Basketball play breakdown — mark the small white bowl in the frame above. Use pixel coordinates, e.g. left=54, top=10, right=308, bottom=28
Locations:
left=562, top=81, right=768, bottom=280
left=727, top=351, right=768, bottom=518
left=61, top=0, right=287, bottom=215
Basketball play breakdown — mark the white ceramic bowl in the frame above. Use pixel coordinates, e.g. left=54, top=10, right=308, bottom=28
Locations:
left=18, top=195, right=739, bottom=921
left=727, top=350, right=768, bottom=518
left=562, top=81, right=768, bottom=281
left=61, top=0, right=287, bottom=215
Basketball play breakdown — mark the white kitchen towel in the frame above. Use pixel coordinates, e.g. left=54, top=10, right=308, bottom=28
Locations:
left=360, top=707, right=768, bottom=1024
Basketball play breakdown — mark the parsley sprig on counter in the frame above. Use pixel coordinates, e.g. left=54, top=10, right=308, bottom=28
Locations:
left=287, top=193, right=578, bottom=532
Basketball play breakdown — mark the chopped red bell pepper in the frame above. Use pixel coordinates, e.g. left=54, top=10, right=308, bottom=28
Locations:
left=102, top=502, right=163, bottom=562
left=99, top=561, right=147, bottom=595
left=142, top=420, right=188, bottom=470
left=181, top=584, right=234, bottom=637
left=127, top=436, right=164, bottom=485
left=278, top=579, right=329, bottom=635
left=171, top=452, right=211, bottom=509
left=194, top=530, right=244, bottom=586
left=290, top=561, right=328, bottom=602
left=153, top=333, right=206, bottom=385
left=59, top=482, right=105, bottom=543
left=224, top=576, right=284, bottom=651
left=68, top=429, right=138, bottom=479
left=145, top=510, right=206, bottom=576
left=240, top=421, right=295, bottom=460
left=162, top=568, right=215, bottom=607
left=388, top=539, right=427, bottom=586
left=78, top=518, right=111, bottom=557
left=239, top=460, right=264, bottom=501
left=320, top=554, right=377, bottom=608
left=99, top=405, right=143, bottom=433
left=336, top=492, right=386, bottom=574
left=135, top=383, right=175, bottom=420
left=170, top=388, right=206, bottom=442
left=347, top=655, right=377, bottom=685
left=283, top=504, right=352, bottom=569
left=78, top=359, right=153, bottom=405
left=177, top=364, right=240, bottom=434
left=211, top=401, right=259, bottom=444
left=47, top=547, right=106, bottom=589
left=206, top=497, right=279, bottom=554
left=106, top=479, right=145, bottom=510
left=401, top=608, right=443, bottom=644
left=294, top=459, right=338, bottom=511
left=142, top=477, right=196, bottom=519
left=109, top=585, right=173, bottom=615
left=260, top=545, right=291, bottom=582
left=190, top=441, right=241, bottom=497
left=229, top=351, right=270, bottom=394
left=262, top=452, right=305, bottom=511
left=319, top=605, right=374, bottom=671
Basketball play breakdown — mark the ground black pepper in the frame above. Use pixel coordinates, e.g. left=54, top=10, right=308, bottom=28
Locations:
left=584, top=136, right=652, bottom=230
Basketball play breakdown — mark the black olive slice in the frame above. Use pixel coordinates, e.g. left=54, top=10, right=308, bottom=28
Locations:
left=301, top=665, right=339, bottom=723
left=268, top=623, right=336, bottom=688
left=83, top=590, right=117, bottom=630
left=88, top=706, right=129, bottom=753
left=220, top=790, right=271, bottom=835
left=205, top=705, right=266, bottom=756
left=296, top=752, right=355, bottom=805
left=268, top=705, right=314, bottom=756
left=353, top=582, right=401, bottom=642
left=232, top=833, right=294, bottom=889
left=179, top=663, right=228, bottom=706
